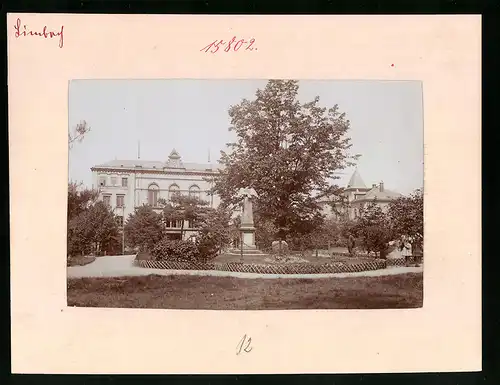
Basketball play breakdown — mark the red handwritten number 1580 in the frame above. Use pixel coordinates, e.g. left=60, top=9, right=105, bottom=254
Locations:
left=201, top=37, right=256, bottom=53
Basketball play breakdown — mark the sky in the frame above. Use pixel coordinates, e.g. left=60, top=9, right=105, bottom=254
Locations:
left=68, top=79, right=423, bottom=195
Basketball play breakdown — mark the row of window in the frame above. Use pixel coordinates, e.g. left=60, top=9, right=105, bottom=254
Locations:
left=113, top=216, right=195, bottom=229
left=99, top=176, right=128, bottom=187
left=147, top=184, right=201, bottom=206
left=103, top=194, right=125, bottom=207
left=165, top=220, right=196, bottom=229
left=103, top=189, right=203, bottom=208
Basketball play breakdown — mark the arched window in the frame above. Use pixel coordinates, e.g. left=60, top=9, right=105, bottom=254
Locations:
left=189, top=185, right=201, bottom=199
left=168, top=184, right=180, bottom=201
left=148, top=183, right=159, bottom=207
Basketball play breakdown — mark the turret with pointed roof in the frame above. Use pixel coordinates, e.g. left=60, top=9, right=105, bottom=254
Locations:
left=346, top=168, right=367, bottom=191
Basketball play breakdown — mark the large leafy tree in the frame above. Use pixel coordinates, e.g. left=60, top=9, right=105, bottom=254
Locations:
left=124, top=205, right=164, bottom=251
left=388, top=189, right=424, bottom=250
left=67, top=120, right=98, bottom=257
left=212, top=80, right=356, bottom=242
left=68, top=201, right=119, bottom=256
left=67, top=121, right=96, bottom=221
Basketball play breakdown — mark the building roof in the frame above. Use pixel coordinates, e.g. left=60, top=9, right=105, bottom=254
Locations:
left=346, top=169, right=367, bottom=190
left=354, top=185, right=402, bottom=202
left=92, top=159, right=220, bottom=172
left=91, top=148, right=223, bottom=172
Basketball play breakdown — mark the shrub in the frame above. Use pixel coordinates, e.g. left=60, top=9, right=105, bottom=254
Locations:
left=151, top=239, right=199, bottom=262
left=195, top=234, right=220, bottom=262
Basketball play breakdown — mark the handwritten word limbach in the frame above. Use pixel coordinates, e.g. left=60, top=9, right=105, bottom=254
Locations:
left=14, top=18, right=64, bottom=48
left=201, top=37, right=257, bottom=53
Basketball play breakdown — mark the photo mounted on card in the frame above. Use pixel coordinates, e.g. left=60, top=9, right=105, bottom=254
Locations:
left=8, top=14, right=481, bottom=374
left=67, top=79, right=424, bottom=310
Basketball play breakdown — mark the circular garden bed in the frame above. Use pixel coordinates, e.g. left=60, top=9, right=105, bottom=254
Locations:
left=134, top=249, right=421, bottom=275
left=134, top=258, right=388, bottom=275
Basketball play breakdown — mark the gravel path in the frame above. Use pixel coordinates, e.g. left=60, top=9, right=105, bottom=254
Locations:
left=67, top=255, right=423, bottom=279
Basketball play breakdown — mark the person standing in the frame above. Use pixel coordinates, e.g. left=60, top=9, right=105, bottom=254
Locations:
left=347, top=234, right=356, bottom=257
left=401, top=235, right=412, bottom=266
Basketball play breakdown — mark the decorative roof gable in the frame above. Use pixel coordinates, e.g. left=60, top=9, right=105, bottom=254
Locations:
left=166, top=148, right=183, bottom=168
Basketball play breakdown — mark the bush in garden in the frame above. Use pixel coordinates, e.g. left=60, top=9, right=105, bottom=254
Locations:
left=124, top=205, right=164, bottom=252
left=195, top=233, right=222, bottom=262
left=151, top=238, right=199, bottom=262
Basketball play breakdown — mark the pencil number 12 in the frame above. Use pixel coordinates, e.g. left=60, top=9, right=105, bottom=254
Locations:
left=236, top=334, right=253, bottom=355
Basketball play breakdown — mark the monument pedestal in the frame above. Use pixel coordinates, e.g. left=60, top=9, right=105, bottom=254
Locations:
left=240, top=225, right=256, bottom=249
left=226, top=226, right=268, bottom=257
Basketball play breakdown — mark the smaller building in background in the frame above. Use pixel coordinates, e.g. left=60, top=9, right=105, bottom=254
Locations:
left=323, top=168, right=402, bottom=221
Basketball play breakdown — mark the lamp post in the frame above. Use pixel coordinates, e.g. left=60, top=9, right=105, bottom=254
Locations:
left=240, top=230, right=244, bottom=263
left=122, top=205, right=125, bottom=255
left=112, top=205, right=126, bottom=255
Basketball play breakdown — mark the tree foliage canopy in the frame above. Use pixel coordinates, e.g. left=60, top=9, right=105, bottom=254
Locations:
left=352, top=201, right=394, bottom=257
left=68, top=200, right=119, bottom=256
left=387, top=189, right=424, bottom=249
left=124, top=205, right=164, bottom=251
left=348, top=191, right=424, bottom=257
left=196, top=206, right=234, bottom=256
left=67, top=182, right=99, bottom=222
left=212, top=80, right=356, bottom=240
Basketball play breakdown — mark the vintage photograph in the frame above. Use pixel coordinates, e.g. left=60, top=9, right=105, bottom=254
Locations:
left=67, top=79, right=424, bottom=310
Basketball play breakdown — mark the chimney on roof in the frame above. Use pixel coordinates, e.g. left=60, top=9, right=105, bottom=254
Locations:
left=372, top=184, right=376, bottom=188
left=380, top=181, right=385, bottom=192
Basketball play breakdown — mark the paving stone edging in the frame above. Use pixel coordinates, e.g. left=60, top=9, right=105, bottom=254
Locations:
left=134, top=258, right=394, bottom=275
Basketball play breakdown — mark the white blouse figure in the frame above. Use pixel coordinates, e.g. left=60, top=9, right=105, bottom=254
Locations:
left=400, top=236, right=412, bottom=258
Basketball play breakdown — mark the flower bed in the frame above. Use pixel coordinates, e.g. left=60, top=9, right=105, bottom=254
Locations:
left=386, top=256, right=423, bottom=267
left=134, top=258, right=387, bottom=275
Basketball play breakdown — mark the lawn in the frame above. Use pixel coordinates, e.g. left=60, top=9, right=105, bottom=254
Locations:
left=67, top=272, right=423, bottom=309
